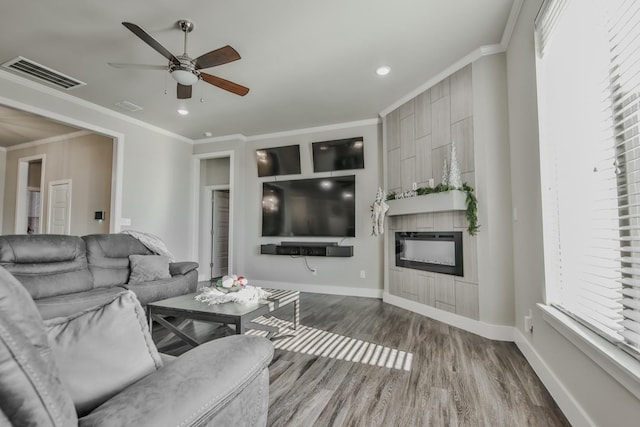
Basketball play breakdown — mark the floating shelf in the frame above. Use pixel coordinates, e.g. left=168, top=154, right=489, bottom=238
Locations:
left=387, top=190, right=467, bottom=216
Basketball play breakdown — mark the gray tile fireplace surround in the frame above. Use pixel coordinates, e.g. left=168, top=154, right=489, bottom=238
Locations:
left=387, top=211, right=479, bottom=320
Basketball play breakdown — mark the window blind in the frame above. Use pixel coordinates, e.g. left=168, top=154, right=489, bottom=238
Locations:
left=536, top=0, right=640, bottom=357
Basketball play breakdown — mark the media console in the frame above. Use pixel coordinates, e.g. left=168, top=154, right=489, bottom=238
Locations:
left=260, top=242, right=353, bottom=257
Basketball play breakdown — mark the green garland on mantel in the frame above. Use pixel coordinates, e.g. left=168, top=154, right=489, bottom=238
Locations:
left=386, top=183, right=479, bottom=236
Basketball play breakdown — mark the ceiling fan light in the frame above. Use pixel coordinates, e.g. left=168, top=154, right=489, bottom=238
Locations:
left=172, top=69, right=198, bottom=85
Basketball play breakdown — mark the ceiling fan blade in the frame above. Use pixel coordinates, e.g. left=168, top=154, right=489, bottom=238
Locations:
left=177, top=83, right=192, bottom=99
left=200, top=73, right=249, bottom=96
left=122, top=22, right=179, bottom=64
left=108, top=62, right=168, bottom=70
left=195, top=45, right=241, bottom=69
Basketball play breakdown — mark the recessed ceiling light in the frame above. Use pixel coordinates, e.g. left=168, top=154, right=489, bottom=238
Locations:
left=376, top=66, right=391, bottom=76
left=177, top=109, right=189, bottom=116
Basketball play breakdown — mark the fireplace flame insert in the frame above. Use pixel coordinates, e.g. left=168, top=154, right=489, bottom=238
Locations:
left=395, top=231, right=463, bottom=276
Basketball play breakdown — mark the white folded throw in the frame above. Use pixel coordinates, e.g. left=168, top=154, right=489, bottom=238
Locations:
left=121, top=230, right=176, bottom=262
left=195, top=286, right=271, bottom=305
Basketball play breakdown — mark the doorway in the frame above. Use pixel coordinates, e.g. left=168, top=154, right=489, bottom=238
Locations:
left=195, top=152, right=234, bottom=282
left=15, top=154, right=45, bottom=234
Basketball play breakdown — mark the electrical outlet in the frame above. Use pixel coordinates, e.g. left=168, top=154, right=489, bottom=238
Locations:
left=360, top=270, right=366, bottom=279
left=312, top=269, right=318, bottom=276
left=428, top=178, right=435, bottom=187
left=524, top=309, right=533, bottom=333
left=120, top=217, right=131, bottom=226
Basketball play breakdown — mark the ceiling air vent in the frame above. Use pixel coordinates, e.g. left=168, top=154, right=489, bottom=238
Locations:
left=115, top=100, right=143, bottom=112
left=1, top=56, right=86, bottom=90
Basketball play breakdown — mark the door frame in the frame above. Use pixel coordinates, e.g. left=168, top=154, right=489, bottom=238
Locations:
left=47, top=178, right=72, bottom=234
left=15, top=154, right=46, bottom=234
left=204, top=185, right=230, bottom=280
left=192, top=151, right=235, bottom=281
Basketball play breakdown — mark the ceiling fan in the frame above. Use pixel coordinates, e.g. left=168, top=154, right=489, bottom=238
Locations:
left=109, top=19, right=249, bottom=99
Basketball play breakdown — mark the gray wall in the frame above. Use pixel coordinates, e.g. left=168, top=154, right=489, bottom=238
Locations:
left=194, top=122, right=384, bottom=295
left=204, top=157, right=230, bottom=186
left=3, top=133, right=112, bottom=236
left=0, top=149, right=5, bottom=228
left=506, top=0, right=640, bottom=424
left=0, top=74, right=194, bottom=259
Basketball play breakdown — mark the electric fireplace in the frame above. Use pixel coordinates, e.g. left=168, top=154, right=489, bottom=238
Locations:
left=395, top=232, right=463, bottom=276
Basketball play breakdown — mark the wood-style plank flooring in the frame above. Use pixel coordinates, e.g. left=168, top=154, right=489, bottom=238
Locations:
left=152, top=293, right=570, bottom=427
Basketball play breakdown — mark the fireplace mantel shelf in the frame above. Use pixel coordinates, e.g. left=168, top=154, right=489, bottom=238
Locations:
left=387, top=190, right=467, bottom=216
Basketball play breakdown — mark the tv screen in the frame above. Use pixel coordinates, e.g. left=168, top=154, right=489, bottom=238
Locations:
left=312, top=137, right=364, bottom=173
left=262, top=175, right=356, bottom=237
left=255, top=145, right=301, bottom=177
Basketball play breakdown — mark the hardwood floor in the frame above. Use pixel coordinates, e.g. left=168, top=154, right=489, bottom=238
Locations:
left=152, top=293, right=570, bottom=427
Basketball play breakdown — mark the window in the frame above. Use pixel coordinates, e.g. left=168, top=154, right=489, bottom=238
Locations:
left=536, top=0, right=640, bottom=358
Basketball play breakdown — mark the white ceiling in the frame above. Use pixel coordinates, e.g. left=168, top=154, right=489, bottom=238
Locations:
left=0, top=105, right=82, bottom=147
left=0, top=0, right=515, bottom=141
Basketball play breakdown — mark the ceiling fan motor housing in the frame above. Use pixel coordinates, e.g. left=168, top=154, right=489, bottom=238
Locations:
left=170, top=57, right=199, bottom=85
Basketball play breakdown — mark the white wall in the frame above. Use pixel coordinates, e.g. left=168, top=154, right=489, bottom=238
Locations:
left=0, top=72, right=194, bottom=260
left=472, top=53, right=515, bottom=326
left=506, top=0, right=640, bottom=424
left=194, top=121, right=384, bottom=296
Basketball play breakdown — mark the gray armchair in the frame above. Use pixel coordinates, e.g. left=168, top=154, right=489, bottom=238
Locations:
left=0, top=266, right=273, bottom=426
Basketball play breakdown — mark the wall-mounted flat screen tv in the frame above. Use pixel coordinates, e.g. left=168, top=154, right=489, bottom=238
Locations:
left=312, top=137, right=364, bottom=173
left=255, top=144, right=301, bottom=177
left=262, top=175, right=356, bottom=237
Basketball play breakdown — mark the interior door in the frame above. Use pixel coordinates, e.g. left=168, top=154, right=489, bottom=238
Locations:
left=211, top=190, right=229, bottom=279
left=48, top=180, right=71, bottom=234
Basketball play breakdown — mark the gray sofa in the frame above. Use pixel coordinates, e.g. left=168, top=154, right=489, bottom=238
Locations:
left=0, top=266, right=274, bottom=426
left=0, top=234, right=199, bottom=319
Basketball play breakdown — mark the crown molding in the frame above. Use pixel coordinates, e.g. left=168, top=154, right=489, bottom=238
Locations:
left=501, top=0, right=524, bottom=50
left=0, top=70, right=194, bottom=145
left=379, top=0, right=524, bottom=118
left=194, top=133, right=247, bottom=144
left=6, top=130, right=92, bottom=152
left=193, top=118, right=381, bottom=145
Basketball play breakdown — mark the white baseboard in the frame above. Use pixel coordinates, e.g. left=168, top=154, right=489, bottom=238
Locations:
left=513, top=330, right=594, bottom=427
left=383, top=292, right=514, bottom=341
left=251, top=280, right=383, bottom=299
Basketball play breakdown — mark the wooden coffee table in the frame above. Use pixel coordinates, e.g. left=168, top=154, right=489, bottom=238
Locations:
left=147, top=288, right=299, bottom=347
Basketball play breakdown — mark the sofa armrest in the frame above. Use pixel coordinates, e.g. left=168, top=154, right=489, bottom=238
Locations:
left=79, top=335, right=273, bottom=427
left=169, top=261, right=198, bottom=276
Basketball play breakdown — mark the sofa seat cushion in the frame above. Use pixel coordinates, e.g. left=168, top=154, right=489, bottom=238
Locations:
left=45, top=290, right=162, bottom=417
left=0, top=235, right=93, bottom=299
left=128, top=255, right=171, bottom=284
left=36, top=287, right=128, bottom=320
left=83, top=234, right=153, bottom=288
left=125, top=269, right=198, bottom=305
left=0, top=266, right=77, bottom=426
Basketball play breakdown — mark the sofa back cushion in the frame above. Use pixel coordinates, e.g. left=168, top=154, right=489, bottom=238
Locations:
left=0, top=235, right=93, bottom=299
left=0, top=266, right=78, bottom=426
left=45, top=290, right=162, bottom=417
left=83, top=234, right=153, bottom=287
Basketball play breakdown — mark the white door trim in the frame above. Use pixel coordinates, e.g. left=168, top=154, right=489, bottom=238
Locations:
left=192, top=151, right=235, bottom=278
left=15, top=154, right=46, bottom=234
left=47, top=179, right=72, bottom=234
